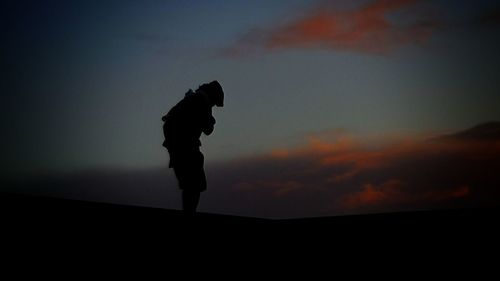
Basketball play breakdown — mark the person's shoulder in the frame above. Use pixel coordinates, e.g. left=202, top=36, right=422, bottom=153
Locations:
left=184, top=92, right=207, bottom=106
left=178, top=92, right=197, bottom=106
left=173, top=94, right=203, bottom=115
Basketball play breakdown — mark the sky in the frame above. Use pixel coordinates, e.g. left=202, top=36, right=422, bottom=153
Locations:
left=2, top=0, right=500, bottom=217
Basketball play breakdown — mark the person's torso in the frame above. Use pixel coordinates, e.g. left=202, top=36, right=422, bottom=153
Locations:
left=163, top=92, right=212, bottom=149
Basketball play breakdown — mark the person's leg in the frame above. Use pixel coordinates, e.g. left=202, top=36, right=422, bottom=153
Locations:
left=173, top=149, right=206, bottom=215
left=182, top=190, right=200, bottom=215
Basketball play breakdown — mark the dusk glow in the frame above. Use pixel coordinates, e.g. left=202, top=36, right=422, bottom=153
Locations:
left=2, top=0, right=500, bottom=218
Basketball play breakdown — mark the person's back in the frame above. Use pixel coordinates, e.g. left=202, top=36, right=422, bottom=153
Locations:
left=162, top=89, right=214, bottom=154
left=162, top=81, right=224, bottom=215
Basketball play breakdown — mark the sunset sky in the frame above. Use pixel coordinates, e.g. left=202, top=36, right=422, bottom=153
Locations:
left=2, top=0, right=500, bottom=217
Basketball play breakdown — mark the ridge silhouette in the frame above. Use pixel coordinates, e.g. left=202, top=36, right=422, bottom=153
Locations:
left=2, top=191, right=499, bottom=241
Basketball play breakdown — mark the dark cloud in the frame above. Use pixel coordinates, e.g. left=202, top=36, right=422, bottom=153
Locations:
left=473, top=8, right=500, bottom=27
left=132, top=32, right=170, bottom=45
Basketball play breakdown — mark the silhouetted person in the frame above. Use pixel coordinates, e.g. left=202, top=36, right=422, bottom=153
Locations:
left=162, top=81, right=224, bottom=215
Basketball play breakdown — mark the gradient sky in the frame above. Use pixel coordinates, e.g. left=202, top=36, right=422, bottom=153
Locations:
left=2, top=0, right=500, bottom=217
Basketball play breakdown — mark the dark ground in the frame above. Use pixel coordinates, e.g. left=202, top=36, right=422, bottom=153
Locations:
left=2, top=191, right=499, bottom=258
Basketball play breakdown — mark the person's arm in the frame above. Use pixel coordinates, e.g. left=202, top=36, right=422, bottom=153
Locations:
left=201, top=115, right=215, bottom=135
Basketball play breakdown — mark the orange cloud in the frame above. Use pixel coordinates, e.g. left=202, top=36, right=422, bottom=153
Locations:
left=341, top=181, right=471, bottom=210
left=226, top=0, right=439, bottom=56
left=451, top=185, right=470, bottom=198
left=342, top=179, right=405, bottom=208
left=229, top=125, right=500, bottom=215
left=421, top=185, right=470, bottom=202
left=270, top=133, right=359, bottom=160
left=267, top=180, right=304, bottom=197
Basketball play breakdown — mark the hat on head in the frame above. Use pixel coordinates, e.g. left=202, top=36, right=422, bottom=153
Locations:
left=200, top=80, right=224, bottom=107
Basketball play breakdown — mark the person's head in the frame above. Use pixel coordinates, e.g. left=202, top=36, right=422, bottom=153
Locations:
left=199, top=80, right=224, bottom=107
